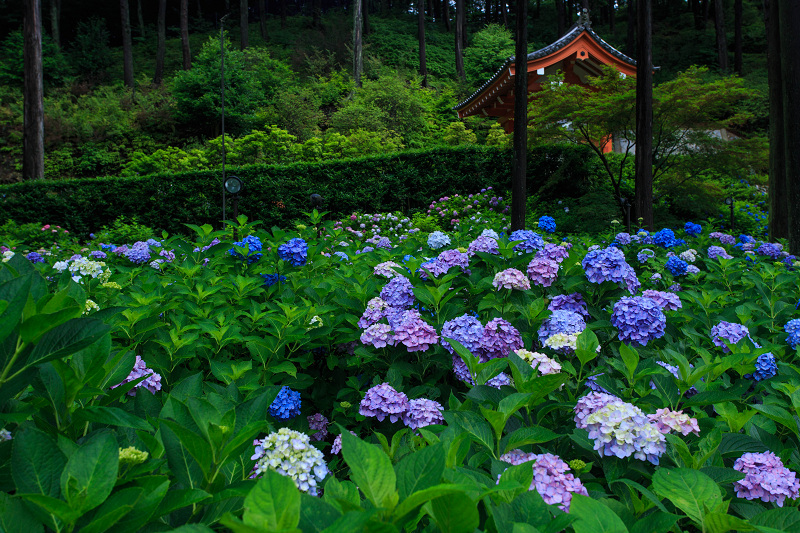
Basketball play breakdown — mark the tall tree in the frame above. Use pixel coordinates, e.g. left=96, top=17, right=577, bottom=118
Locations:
left=418, top=0, right=428, bottom=87
left=779, top=0, right=800, bottom=254
left=49, top=0, right=59, bottom=47
left=363, top=0, right=370, bottom=34
left=625, top=0, right=635, bottom=56
left=120, top=0, right=135, bottom=87
left=24, top=0, right=44, bottom=180
left=634, top=0, right=653, bottom=229
left=556, top=0, right=566, bottom=36
left=443, top=0, right=451, bottom=31
left=511, top=0, right=527, bottom=231
left=354, top=0, right=363, bottom=88
left=734, top=0, right=742, bottom=75
left=154, top=0, right=167, bottom=84
left=766, top=0, right=787, bottom=240
left=259, top=0, right=268, bottom=40
left=714, top=0, right=728, bottom=72
left=136, top=0, right=146, bottom=38
left=240, top=0, right=249, bottom=48
left=181, top=0, right=191, bottom=69
left=455, top=0, right=465, bottom=80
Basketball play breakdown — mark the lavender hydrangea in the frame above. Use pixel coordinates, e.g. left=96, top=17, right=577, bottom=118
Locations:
left=427, top=231, right=451, bottom=249
left=665, top=256, right=688, bottom=277
left=492, top=268, right=531, bottom=290
left=548, top=293, right=590, bottom=319
left=786, top=319, right=800, bottom=349
left=641, top=289, right=682, bottom=311
left=710, top=321, right=749, bottom=352
left=479, top=318, right=523, bottom=359
left=359, top=383, right=409, bottom=422
left=374, top=261, right=401, bottom=278
left=392, top=310, right=439, bottom=352
left=380, top=275, right=415, bottom=309
left=584, top=400, right=666, bottom=464
left=647, top=408, right=700, bottom=436
left=733, top=451, right=800, bottom=507
left=574, top=392, right=620, bottom=429
left=467, top=235, right=499, bottom=256
left=719, top=234, right=736, bottom=245
left=307, top=413, right=329, bottom=441
left=509, top=229, right=545, bottom=253
left=229, top=235, right=263, bottom=264
left=538, top=310, right=586, bottom=344
left=360, top=323, right=395, bottom=349
left=278, top=238, right=308, bottom=266
left=615, top=232, right=632, bottom=245
left=499, top=451, right=588, bottom=512
left=527, top=257, right=559, bottom=287
left=88, top=250, right=107, bottom=260
left=358, top=297, right=391, bottom=328
left=124, top=241, right=151, bottom=264
left=757, top=242, right=784, bottom=260
left=402, top=398, right=444, bottom=429
left=708, top=246, right=733, bottom=260
left=582, top=247, right=640, bottom=294
left=440, top=314, right=484, bottom=355
left=269, top=386, right=302, bottom=419
left=610, top=296, right=666, bottom=346
left=515, top=349, right=562, bottom=375
left=637, top=249, right=655, bottom=263
left=536, top=243, right=570, bottom=263
left=250, top=428, right=328, bottom=496
left=26, top=251, right=45, bottom=263
left=111, top=356, right=162, bottom=396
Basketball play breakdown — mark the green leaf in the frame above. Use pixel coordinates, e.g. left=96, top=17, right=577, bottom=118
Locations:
left=443, top=411, right=496, bottom=458
left=160, top=420, right=213, bottom=479
left=159, top=424, right=206, bottom=490
left=340, top=431, right=399, bottom=510
left=18, top=493, right=81, bottom=523
left=80, top=487, right=143, bottom=533
left=0, top=492, right=44, bottom=533
left=501, top=426, right=559, bottom=454
left=298, top=492, right=341, bottom=532
left=323, top=477, right=361, bottom=513
left=27, top=318, right=109, bottom=367
left=752, top=404, right=799, bottom=436
left=395, top=443, right=445, bottom=499
left=609, top=478, right=669, bottom=513
left=153, top=488, right=211, bottom=518
left=11, top=426, right=67, bottom=497
left=569, top=494, right=629, bottom=533
left=242, top=469, right=301, bottom=531
left=751, top=508, right=800, bottom=533
left=498, top=392, right=535, bottom=418
left=703, top=513, right=754, bottom=532
left=618, top=343, right=639, bottom=382
left=393, top=484, right=478, bottom=521
left=60, top=432, right=119, bottom=513
left=427, top=492, right=479, bottom=533
left=115, top=475, right=170, bottom=533
left=651, top=468, right=721, bottom=526
left=0, top=274, right=32, bottom=345
left=575, top=329, right=600, bottom=367
left=629, top=512, right=679, bottom=533
left=73, top=406, right=152, bottom=431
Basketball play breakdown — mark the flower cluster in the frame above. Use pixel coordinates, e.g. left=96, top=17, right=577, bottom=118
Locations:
left=427, top=231, right=451, bottom=249
left=684, top=222, right=702, bottom=236
left=610, top=296, right=666, bottom=346
left=548, top=293, right=589, bottom=318
left=278, top=238, right=308, bottom=266
left=26, top=251, right=45, bottom=263
left=756, top=242, right=783, bottom=260
left=733, top=451, right=800, bottom=506
left=269, top=386, right=302, bottom=420
left=359, top=383, right=409, bottom=422
left=380, top=275, right=415, bottom=308
left=228, top=235, right=263, bottom=264
left=582, top=399, right=666, bottom=464
left=710, top=321, right=750, bottom=352
left=527, top=257, right=560, bottom=287
left=510, top=229, right=545, bottom=253
left=392, top=310, right=439, bottom=351
left=499, top=451, right=588, bottom=512
left=786, top=319, right=800, bottom=349
left=480, top=318, right=523, bottom=359
left=537, top=243, right=570, bottom=263
left=665, top=256, right=688, bottom=277
left=402, top=398, right=445, bottom=430
left=124, top=241, right=152, bottom=264
left=374, top=261, right=401, bottom=278
left=307, top=413, right=329, bottom=441
left=708, top=245, right=733, bottom=260
left=54, top=257, right=111, bottom=284
left=652, top=228, right=685, bottom=248
left=538, top=310, right=586, bottom=349
left=468, top=235, right=499, bottom=256
left=647, top=408, right=700, bottom=436
left=111, top=356, right=162, bottom=396
left=251, top=428, right=328, bottom=496
left=492, top=268, right=530, bottom=291
left=440, top=314, right=484, bottom=355
left=752, top=353, right=778, bottom=381
left=261, top=272, right=287, bottom=287
left=515, top=349, right=561, bottom=375
left=538, top=215, right=557, bottom=233
left=641, top=290, right=682, bottom=311
left=582, top=247, right=640, bottom=294
left=637, top=249, right=655, bottom=263
left=544, top=333, right=578, bottom=352
left=679, top=249, right=698, bottom=263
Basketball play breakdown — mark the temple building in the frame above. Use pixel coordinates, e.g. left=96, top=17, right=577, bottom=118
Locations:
left=453, top=13, right=637, bottom=142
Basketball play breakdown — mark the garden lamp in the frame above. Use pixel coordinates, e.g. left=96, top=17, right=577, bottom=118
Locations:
left=724, top=197, right=734, bottom=232
left=310, top=194, right=323, bottom=208
left=225, top=175, right=243, bottom=240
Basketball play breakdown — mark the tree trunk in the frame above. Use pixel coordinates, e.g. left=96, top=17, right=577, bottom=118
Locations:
left=714, top=0, right=728, bottom=72
left=49, top=0, right=59, bottom=47
left=240, top=0, right=249, bottom=48
left=418, top=0, right=428, bottom=87
left=24, top=0, right=44, bottom=180
left=734, top=0, right=742, bottom=75
left=608, top=0, right=615, bottom=32
left=767, top=0, right=787, bottom=240
left=443, top=0, right=451, bottom=31
left=181, top=0, right=191, bottom=69
left=154, top=0, right=166, bottom=84
left=461, top=0, right=467, bottom=47
left=136, top=0, right=146, bottom=38
left=455, top=0, right=465, bottom=80
left=626, top=0, right=635, bottom=57
left=259, top=0, right=268, bottom=40
left=511, top=0, right=527, bottom=231
left=280, top=0, right=286, bottom=28
left=363, top=0, right=371, bottom=34
left=634, top=0, right=653, bottom=229
left=354, top=0, right=363, bottom=87
left=779, top=0, right=800, bottom=254
left=501, top=0, right=508, bottom=28
left=556, top=0, right=566, bottom=36
left=120, top=0, right=135, bottom=87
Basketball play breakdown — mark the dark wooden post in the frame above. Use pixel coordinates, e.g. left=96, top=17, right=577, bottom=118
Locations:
left=155, top=0, right=166, bottom=84
left=780, top=0, right=800, bottom=254
left=120, top=0, right=135, bottom=87
left=511, top=0, right=527, bottom=231
left=24, top=0, right=44, bottom=180
left=767, top=0, right=787, bottom=240
left=181, top=0, right=192, bottom=69
left=634, top=0, right=653, bottom=230
left=354, top=0, right=363, bottom=87
left=418, top=0, right=428, bottom=87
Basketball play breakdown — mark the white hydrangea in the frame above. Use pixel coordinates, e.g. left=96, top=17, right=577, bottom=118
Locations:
left=544, top=333, right=578, bottom=352
left=55, top=257, right=111, bottom=284
left=250, top=428, right=328, bottom=496
left=427, top=231, right=451, bottom=250
left=679, top=249, right=698, bottom=263
left=83, top=299, right=99, bottom=315
left=515, top=349, right=561, bottom=375
left=2, top=251, right=15, bottom=263
left=481, top=228, right=500, bottom=240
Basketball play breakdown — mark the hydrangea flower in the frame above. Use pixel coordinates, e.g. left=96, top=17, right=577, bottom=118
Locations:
left=26, top=251, right=45, bottom=263
left=380, top=275, right=415, bottom=309
left=440, top=314, right=484, bottom=355
left=708, top=246, right=733, bottom=260
left=615, top=232, right=632, bottom=245
left=527, top=257, right=559, bottom=287
left=574, top=391, right=620, bottom=429
left=427, top=231, right=451, bottom=249
left=637, top=249, right=655, bottom=263
left=269, top=386, right=302, bottom=420
left=548, top=293, right=589, bottom=319
left=88, top=250, right=107, bottom=260
left=665, top=256, right=688, bottom=277
left=684, top=222, right=702, bottom=236
left=480, top=318, right=523, bottom=359
left=611, top=296, right=666, bottom=346
left=719, top=234, right=736, bottom=245
left=515, top=349, right=561, bottom=375
left=0, top=428, right=11, bottom=441
left=331, top=431, right=357, bottom=454
left=757, top=242, right=784, bottom=260
left=358, top=297, right=391, bottom=329
left=359, top=383, right=409, bottom=422
left=493, top=268, right=531, bottom=290
left=261, top=272, right=287, bottom=287
left=710, top=321, right=749, bottom=352
left=402, top=398, right=444, bottom=429
left=467, top=235, right=499, bottom=256
left=374, top=261, right=401, bottom=278
left=536, top=243, right=570, bottom=264
left=538, top=310, right=586, bottom=344
left=392, top=310, right=439, bottom=352
left=499, top=451, right=588, bottom=512
left=278, top=238, right=308, bottom=266
left=686, top=265, right=700, bottom=275
left=251, top=428, right=328, bottom=496
left=647, top=408, right=700, bottom=436
left=679, top=249, right=698, bottom=263
left=308, top=413, right=329, bottom=441
left=652, top=228, right=685, bottom=248
left=543, top=333, right=579, bottom=352
left=125, top=241, right=152, bottom=264
left=786, top=319, right=800, bottom=350
left=733, top=451, right=800, bottom=507
left=111, top=356, right=162, bottom=396
left=510, top=229, right=545, bottom=253
left=752, top=353, right=778, bottom=381
left=229, top=235, right=263, bottom=264
left=481, top=229, right=500, bottom=240
left=360, top=323, right=395, bottom=349
left=538, top=216, right=557, bottom=233
left=582, top=247, right=640, bottom=294
left=436, top=249, right=470, bottom=272
left=641, top=290, right=682, bottom=311
left=584, top=400, right=666, bottom=464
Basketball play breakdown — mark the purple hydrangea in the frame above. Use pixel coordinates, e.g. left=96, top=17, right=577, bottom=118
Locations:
left=26, top=251, right=45, bottom=263
left=733, top=452, right=800, bottom=507
left=358, top=297, right=391, bottom=328
left=538, top=216, right=556, bottom=233
left=756, top=242, right=783, bottom=260
left=510, top=229, right=545, bottom=253
left=610, top=296, right=666, bottom=346
left=548, top=293, right=589, bottom=319
left=402, top=398, right=444, bottom=429
left=582, top=247, right=640, bottom=294
left=647, top=408, right=700, bottom=436
left=159, top=249, right=175, bottom=262
left=708, top=246, right=733, bottom=260
left=479, top=318, right=523, bottom=359
left=719, top=234, right=736, bottom=245
left=359, top=383, right=409, bottom=422
left=786, top=319, right=800, bottom=349
left=441, top=314, right=484, bottom=355
left=360, top=323, right=395, bottom=349
left=584, top=400, right=666, bottom=464
left=308, top=413, right=329, bottom=441
left=665, top=256, right=688, bottom=277
left=574, top=392, right=620, bottom=429
left=124, top=241, right=151, bottom=264
left=538, top=310, right=586, bottom=344
left=193, top=237, right=221, bottom=253
left=229, top=235, right=263, bottom=264
left=269, top=386, right=302, bottom=419
left=637, top=249, right=655, bottom=263
left=641, top=289, right=682, bottom=311
left=278, top=238, right=308, bottom=266
left=89, top=250, right=107, bottom=260
left=392, top=310, right=439, bottom=352
left=437, top=249, right=470, bottom=272
left=380, top=275, right=415, bottom=309
left=498, top=451, right=588, bottom=512
left=527, top=257, right=559, bottom=287
left=493, top=268, right=531, bottom=290
left=111, top=355, right=162, bottom=396
left=615, top=232, right=632, bottom=245
left=467, top=235, right=499, bottom=256
left=536, top=243, right=570, bottom=263
left=710, top=321, right=749, bottom=352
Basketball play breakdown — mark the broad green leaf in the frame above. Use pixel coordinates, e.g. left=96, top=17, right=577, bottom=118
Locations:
left=160, top=420, right=213, bottom=478
left=751, top=508, right=800, bottom=533
left=60, top=432, right=119, bottom=513
left=651, top=468, right=721, bottom=526
left=752, top=404, right=799, bottom=436
left=395, top=443, right=445, bottom=499
left=427, top=492, right=479, bottom=533
left=569, top=494, right=629, bottom=533
left=115, top=475, right=171, bottom=533
left=18, top=493, right=80, bottom=523
left=0, top=274, right=32, bottom=345
left=703, top=512, right=754, bottom=532
left=513, top=524, right=541, bottom=533
left=575, top=329, right=600, bottom=367
left=493, top=490, right=552, bottom=532
left=27, top=318, right=109, bottom=367
left=393, top=484, right=478, bottom=521
left=242, top=470, right=301, bottom=531
left=73, top=406, right=152, bottom=431
left=153, top=488, right=211, bottom=518
left=629, top=511, right=679, bottom=533
left=298, top=492, right=341, bottom=533
left=501, top=426, right=559, bottom=454
left=323, top=477, right=361, bottom=513
left=618, top=343, right=639, bottom=382
left=609, top=478, right=669, bottom=513
left=0, top=492, right=44, bottom=533
left=498, top=393, right=535, bottom=418
left=80, top=487, right=143, bottom=533
left=12, top=426, right=67, bottom=497
left=159, top=424, right=206, bottom=490
left=443, top=411, right=496, bottom=457
left=340, top=431, right=399, bottom=510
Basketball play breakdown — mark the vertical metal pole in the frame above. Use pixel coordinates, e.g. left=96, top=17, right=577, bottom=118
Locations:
left=221, top=14, right=229, bottom=228
left=730, top=203, right=735, bottom=232
left=233, top=196, right=239, bottom=241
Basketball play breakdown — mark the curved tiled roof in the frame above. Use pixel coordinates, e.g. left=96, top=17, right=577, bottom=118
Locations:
left=453, top=22, right=637, bottom=112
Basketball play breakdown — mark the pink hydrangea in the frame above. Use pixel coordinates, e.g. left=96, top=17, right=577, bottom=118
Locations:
left=734, top=452, right=800, bottom=506
left=527, top=257, right=559, bottom=287
left=492, top=268, right=531, bottom=290
left=647, top=408, right=700, bottom=436
left=392, top=310, right=439, bottom=352
left=499, top=451, right=588, bottom=512
left=359, top=383, right=409, bottom=422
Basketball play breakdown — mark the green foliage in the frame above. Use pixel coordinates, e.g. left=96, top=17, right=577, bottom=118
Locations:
left=0, top=30, right=71, bottom=88
left=0, top=220, right=75, bottom=250
left=464, top=24, right=516, bottom=89
left=68, top=18, right=114, bottom=82
left=442, top=122, right=478, bottom=146
left=94, top=217, right=156, bottom=244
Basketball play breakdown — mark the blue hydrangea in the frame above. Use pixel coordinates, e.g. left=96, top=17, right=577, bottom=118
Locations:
left=785, top=319, right=800, bottom=350
left=427, top=231, right=451, bottom=249
left=100, top=243, right=116, bottom=251
left=380, top=275, right=415, bottom=309
left=278, top=238, right=308, bottom=266
left=146, top=238, right=162, bottom=247
left=441, top=314, right=484, bottom=356
left=26, top=252, right=45, bottom=263
left=740, top=234, right=755, bottom=244
left=582, top=246, right=640, bottom=294
left=89, top=250, right=107, bottom=260
left=537, top=310, right=586, bottom=343
left=684, top=222, right=702, bottom=236
left=269, top=386, right=302, bottom=419
left=665, top=256, right=688, bottom=276
left=611, top=296, right=667, bottom=346
left=261, top=273, right=287, bottom=287
left=230, top=235, right=263, bottom=264
left=538, top=216, right=557, bottom=233
left=752, top=353, right=778, bottom=381
left=509, top=229, right=544, bottom=253
left=652, top=228, right=685, bottom=248
left=333, top=251, right=349, bottom=261
left=125, top=241, right=151, bottom=264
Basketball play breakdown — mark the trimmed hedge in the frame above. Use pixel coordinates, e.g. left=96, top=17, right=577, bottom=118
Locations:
left=0, top=144, right=596, bottom=237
